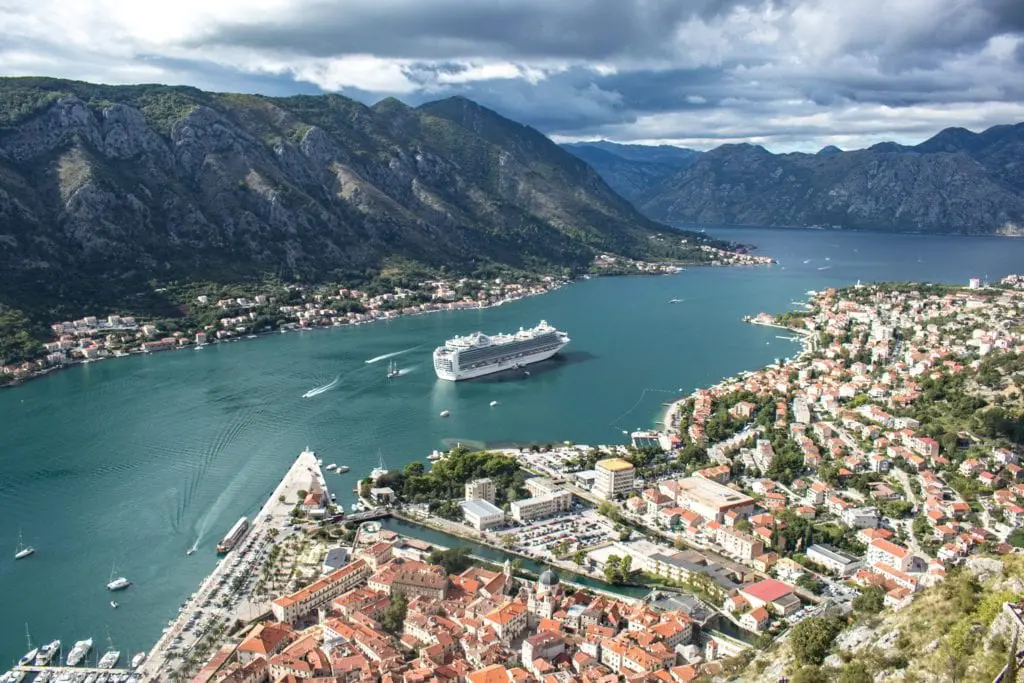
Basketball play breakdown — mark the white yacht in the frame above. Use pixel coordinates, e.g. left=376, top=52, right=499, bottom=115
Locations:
left=98, top=649, right=120, bottom=669
left=14, top=530, right=34, bottom=560
left=130, top=652, right=146, bottom=668
left=106, top=562, right=131, bottom=591
left=370, top=452, right=388, bottom=481
left=35, top=639, right=61, bottom=666
left=66, top=638, right=94, bottom=666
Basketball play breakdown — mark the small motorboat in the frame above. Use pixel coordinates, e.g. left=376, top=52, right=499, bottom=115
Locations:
left=110, top=601, right=118, bottom=609
left=489, top=401, right=498, bottom=407
left=439, top=410, right=450, bottom=418
left=186, top=549, right=195, bottom=556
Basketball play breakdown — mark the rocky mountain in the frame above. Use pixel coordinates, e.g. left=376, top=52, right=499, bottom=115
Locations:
left=637, top=123, right=1024, bottom=234
left=560, top=141, right=700, bottom=202
left=0, top=78, right=718, bottom=324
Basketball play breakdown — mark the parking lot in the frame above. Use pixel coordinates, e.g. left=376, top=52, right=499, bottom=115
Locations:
left=491, top=508, right=619, bottom=561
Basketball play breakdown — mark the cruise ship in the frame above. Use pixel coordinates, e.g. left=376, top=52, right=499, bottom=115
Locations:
left=432, top=320, right=570, bottom=381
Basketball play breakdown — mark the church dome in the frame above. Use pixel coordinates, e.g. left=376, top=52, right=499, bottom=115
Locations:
left=537, top=570, right=560, bottom=588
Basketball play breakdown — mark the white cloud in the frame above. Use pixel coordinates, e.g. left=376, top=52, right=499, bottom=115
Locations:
left=0, top=0, right=1021, bottom=151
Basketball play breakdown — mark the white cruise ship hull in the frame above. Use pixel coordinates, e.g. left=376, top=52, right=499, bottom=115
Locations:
left=434, top=341, right=566, bottom=381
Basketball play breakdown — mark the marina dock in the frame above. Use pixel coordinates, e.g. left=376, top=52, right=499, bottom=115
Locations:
left=13, top=665, right=130, bottom=675
left=137, top=448, right=327, bottom=682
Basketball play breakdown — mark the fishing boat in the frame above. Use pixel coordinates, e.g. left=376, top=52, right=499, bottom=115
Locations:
left=14, top=529, right=34, bottom=560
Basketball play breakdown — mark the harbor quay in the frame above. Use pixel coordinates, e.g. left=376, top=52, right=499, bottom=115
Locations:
left=138, top=449, right=328, bottom=682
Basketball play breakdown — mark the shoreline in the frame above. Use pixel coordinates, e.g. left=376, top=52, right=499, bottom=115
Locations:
left=0, top=284, right=564, bottom=390
left=138, top=449, right=325, bottom=682
left=2, top=255, right=771, bottom=391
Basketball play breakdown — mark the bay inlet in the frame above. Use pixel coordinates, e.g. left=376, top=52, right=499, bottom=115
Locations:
left=4, top=228, right=1024, bottom=665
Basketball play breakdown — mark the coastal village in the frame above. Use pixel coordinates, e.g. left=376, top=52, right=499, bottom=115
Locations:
left=0, top=246, right=770, bottom=385
left=101, top=275, right=1024, bottom=683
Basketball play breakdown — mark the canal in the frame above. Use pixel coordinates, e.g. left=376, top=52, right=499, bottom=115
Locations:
left=378, top=517, right=651, bottom=598
left=377, top=517, right=757, bottom=644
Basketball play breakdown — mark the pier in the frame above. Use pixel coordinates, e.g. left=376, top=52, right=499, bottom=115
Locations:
left=137, top=448, right=328, bottom=682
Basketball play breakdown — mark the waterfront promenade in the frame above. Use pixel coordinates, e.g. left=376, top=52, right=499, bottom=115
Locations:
left=137, top=449, right=326, bottom=682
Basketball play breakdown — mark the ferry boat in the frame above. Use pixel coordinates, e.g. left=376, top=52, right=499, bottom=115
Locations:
left=66, top=638, right=93, bottom=666
left=216, top=517, right=249, bottom=554
left=432, top=320, right=569, bottom=381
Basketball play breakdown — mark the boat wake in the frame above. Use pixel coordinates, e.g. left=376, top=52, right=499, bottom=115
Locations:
left=802, top=259, right=812, bottom=264
left=396, top=365, right=417, bottom=377
left=365, top=346, right=420, bottom=364
left=817, top=265, right=832, bottom=271
left=302, top=375, right=340, bottom=399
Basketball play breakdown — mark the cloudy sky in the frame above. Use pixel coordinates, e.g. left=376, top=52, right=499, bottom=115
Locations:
left=2, top=0, right=1024, bottom=151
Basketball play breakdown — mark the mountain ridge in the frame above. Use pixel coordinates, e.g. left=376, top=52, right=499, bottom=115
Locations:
left=560, top=124, right=1024, bottom=234
left=0, top=77, right=724, bottom=337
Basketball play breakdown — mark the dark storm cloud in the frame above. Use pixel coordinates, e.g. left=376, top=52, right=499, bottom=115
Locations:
left=193, top=0, right=764, bottom=61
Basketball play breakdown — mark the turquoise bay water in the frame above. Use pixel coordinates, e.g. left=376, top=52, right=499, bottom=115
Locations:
left=2, top=228, right=1024, bottom=664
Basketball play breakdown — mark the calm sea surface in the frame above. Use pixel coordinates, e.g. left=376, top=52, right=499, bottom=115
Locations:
left=2, top=227, right=1023, bottom=664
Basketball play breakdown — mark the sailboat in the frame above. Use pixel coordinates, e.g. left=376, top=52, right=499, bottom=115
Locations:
left=106, top=562, right=131, bottom=591
left=14, top=529, right=34, bottom=560
left=370, top=452, right=388, bottom=480
left=18, top=624, right=37, bottom=667
left=97, top=631, right=120, bottom=669
left=386, top=360, right=400, bottom=379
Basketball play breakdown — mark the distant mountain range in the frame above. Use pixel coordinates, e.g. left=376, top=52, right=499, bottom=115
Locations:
left=0, top=78, right=723, bottom=330
left=560, top=141, right=700, bottom=202
left=562, top=126, right=1024, bottom=234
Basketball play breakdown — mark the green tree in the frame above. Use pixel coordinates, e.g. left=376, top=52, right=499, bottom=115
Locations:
left=380, top=590, right=408, bottom=634
left=852, top=585, right=885, bottom=614
left=789, top=616, right=843, bottom=666
left=572, top=550, right=587, bottom=566
left=427, top=547, right=474, bottom=574
left=837, top=662, right=872, bottom=683
left=404, top=461, right=425, bottom=476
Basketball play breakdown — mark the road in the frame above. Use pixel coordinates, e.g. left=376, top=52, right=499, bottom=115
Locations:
left=138, top=449, right=326, bottom=682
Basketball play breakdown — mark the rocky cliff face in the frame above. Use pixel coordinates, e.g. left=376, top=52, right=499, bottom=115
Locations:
left=637, top=124, right=1024, bottom=233
left=0, top=78, right=708, bottom=321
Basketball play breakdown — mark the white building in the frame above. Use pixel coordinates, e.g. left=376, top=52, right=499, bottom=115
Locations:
left=511, top=490, right=573, bottom=523
left=806, top=544, right=862, bottom=577
left=460, top=498, right=505, bottom=530
left=594, top=458, right=636, bottom=499
left=465, top=478, right=497, bottom=503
